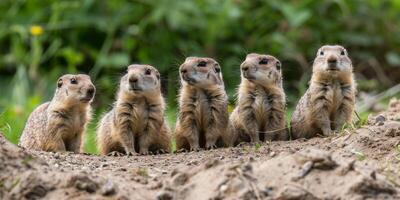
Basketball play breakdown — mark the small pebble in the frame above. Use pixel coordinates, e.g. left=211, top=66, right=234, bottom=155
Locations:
left=220, top=184, right=228, bottom=193
left=101, top=180, right=116, bottom=196
left=156, top=191, right=173, bottom=200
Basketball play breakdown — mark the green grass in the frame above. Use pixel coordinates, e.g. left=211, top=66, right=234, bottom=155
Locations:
left=0, top=95, right=42, bottom=144
left=135, top=167, right=149, bottom=178
left=351, top=149, right=367, bottom=161
left=395, top=145, right=400, bottom=161
left=84, top=121, right=98, bottom=154
left=254, top=142, right=262, bottom=151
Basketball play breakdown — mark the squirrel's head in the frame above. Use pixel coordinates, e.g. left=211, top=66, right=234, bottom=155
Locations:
left=240, top=53, right=282, bottom=86
left=313, top=45, right=352, bottom=75
left=121, top=64, right=161, bottom=94
left=56, top=74, right=95, bottom=104
left=179, top=57, right=223, bottom=88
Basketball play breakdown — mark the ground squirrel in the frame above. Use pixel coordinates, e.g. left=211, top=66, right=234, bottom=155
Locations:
left=97, top=64, right=171, bottom=155
left=230, top=53, right=287, bottom=145
left=175, top=57, right=229, bottom=151
left=19, top=74, right=95, bottom=152
left=291, top=45, right=356, bottom=139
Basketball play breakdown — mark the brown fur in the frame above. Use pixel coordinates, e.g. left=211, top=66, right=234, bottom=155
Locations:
left=19, top=74, right=95, bottom=152
left=291, top=45, right=356, bottom=139
left=230, top=54, right=287, bottom=145
left=97, top=64, right=171, bottom=155
left=175, top=57, right=229, bottom=151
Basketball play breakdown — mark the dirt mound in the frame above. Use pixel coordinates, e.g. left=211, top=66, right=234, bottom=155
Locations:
left=1, top=99, right=400, bottom=199
left=161, top=148, right=397, bottom=200
left=0, top=133, right=153, bottom=199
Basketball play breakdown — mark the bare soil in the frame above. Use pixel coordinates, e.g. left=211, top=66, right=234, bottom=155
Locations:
left=1, top=99, right=400, bottom=200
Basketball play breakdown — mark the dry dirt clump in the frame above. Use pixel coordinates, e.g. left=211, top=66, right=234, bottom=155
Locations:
left=1, top=99, right=400, bottom=199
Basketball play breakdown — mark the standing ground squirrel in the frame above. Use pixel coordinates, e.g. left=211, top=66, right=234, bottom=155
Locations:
left=291, top=45, right=356, bottom=139
left=19, top=74, right=95, bottom=152
left=96, top=64, right=171, bottom=155
left=230, top=53, right=287, bottom=145
left=175, top=57, right=229, bottom=151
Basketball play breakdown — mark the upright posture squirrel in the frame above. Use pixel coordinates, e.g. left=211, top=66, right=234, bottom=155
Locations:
left=19, top=74, right=95, bottom=152
left=291, top=45, right=356, bottom=139
left=97, top=64, right=171, bottom=155
left=230, top=53, right=287, bottom=145
left=175, top=57, right=229, bottom=151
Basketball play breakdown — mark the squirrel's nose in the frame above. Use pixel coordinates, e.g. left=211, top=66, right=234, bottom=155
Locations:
left=129, top=76, right=138, bottom=84
left=242, top=66, right=249, bottom=72
left=87, top=86, right=95, bottom=97
left=327, top=56, right=337, bottom=64
left=197, top=61, right=207, bottom=67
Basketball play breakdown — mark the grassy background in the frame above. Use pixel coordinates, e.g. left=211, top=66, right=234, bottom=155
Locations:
left=0, top=0, right=399, bottom=154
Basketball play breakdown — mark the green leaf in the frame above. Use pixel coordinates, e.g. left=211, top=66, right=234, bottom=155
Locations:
left=386, top=52, right=400, bottom=66
left=98, top=53, right=130, bottom=68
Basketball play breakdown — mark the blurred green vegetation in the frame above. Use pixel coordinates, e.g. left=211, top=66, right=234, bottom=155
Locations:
left=0, top=0, right=399, bottom=153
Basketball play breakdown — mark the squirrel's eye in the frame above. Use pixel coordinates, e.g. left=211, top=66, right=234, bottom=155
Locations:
left=320, top=51, right=324, bottom=56
left=145, top=69, right=151, bottom=75
left=70, top=78, right=77, bottom=84
left=259, top=58, right=268, bottom=65
left=340, top=50, right=345, bottom=56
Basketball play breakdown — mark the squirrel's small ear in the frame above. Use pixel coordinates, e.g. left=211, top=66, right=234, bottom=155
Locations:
left=214, top=64, right=221, bottom=73
left=276, top=61, right=281, bottom=71
left=57, top=79, right=63, bottom=88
